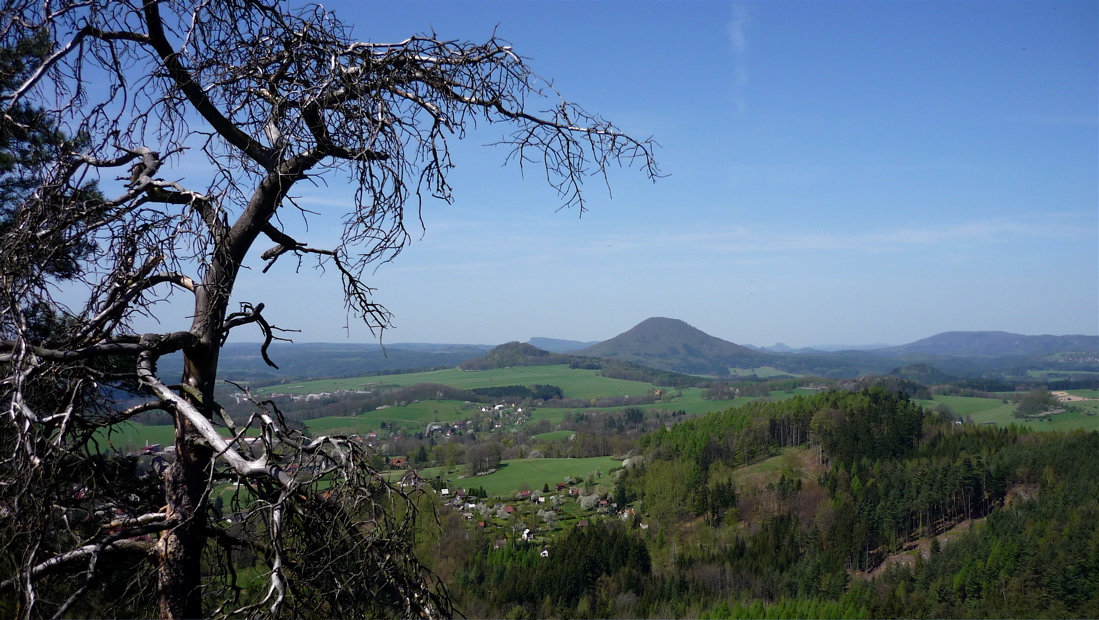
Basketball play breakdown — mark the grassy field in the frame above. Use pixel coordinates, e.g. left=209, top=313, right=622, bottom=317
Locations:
left=255, top=365, right=655, bottom=400
left=1026, top=370, right=1099, bottom=379
left=403, top=456, right=621, bottom=497
left=532, top=430, right=576, bottom=442
left=304, top=399, right=475, bottom=435
left=728, top=366, right=800, bottom=378
left=1063, top=389, right=1099, bottom=399
left=254, top=366, right=830, bottom=435
left=921, top=395, right=1014, bottom=417
left=921, top=394, right=1099, bottom=432
left=521, top=387, right=813, bottom=429
left=100, top=387, right=769, bottom=452
left=94, top=423, right=178, bottom=452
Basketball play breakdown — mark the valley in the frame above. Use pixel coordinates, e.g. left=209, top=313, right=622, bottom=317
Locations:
left=106, top=319, right=1099, bottom=618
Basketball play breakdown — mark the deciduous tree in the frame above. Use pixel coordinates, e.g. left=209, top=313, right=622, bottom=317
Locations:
left=0, top=2, right=657, bottom=618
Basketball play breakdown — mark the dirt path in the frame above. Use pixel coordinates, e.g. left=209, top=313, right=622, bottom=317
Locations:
left=857, top=518, right=985, bottom=580
left=1052, top=390, right=1098, bottom=402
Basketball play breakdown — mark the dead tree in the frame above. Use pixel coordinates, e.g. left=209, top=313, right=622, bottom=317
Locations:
left=0, top=1, right=658, bottom=619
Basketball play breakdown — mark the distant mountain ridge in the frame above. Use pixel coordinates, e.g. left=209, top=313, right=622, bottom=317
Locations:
left=181, top=325, right=1096, bottom=384
left=562, top=320, right=1097, bottom=378
left=879, top=331, right=1098, bottom=358
left=159, top=342, right=492, bottom=384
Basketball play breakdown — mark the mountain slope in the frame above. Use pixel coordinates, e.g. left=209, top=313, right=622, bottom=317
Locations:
left=157, top=342, right=491, bottom=384
left=575, top=317, right=773, bottom=375
left=526, top=337, right=600, bottom=353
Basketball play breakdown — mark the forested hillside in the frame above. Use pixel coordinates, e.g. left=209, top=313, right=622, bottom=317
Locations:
left=437, top=389, right=1099, bottom=618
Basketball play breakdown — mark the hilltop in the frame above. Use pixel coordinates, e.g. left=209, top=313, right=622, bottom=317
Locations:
left=156, top=324, right=1097, bottom=386
left=878, top=331, right=1099, bottom=358
left=575, top=317, right=773, bottom=376
left=458, top=341, right=574, bottom=370
left=525, top=337, right=599, bottom=353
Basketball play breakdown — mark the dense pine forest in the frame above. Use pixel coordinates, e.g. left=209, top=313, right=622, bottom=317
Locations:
left=434, top=388, right=1099, bottom=618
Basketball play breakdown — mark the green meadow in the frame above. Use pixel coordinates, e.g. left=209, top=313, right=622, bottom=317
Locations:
left=921, top=394, right=1099, bottom=432
left=408, top=456, right=621, bottom=498
left=93, top=423, right=267, bottom=454
left=532, top=430, right=576, bottom=442
left=1064, top=389, right=1099, bottom=399
left=94, top=423, right=178, bottom=452
left=304, top=399, right=474, bottom=435
left=728, top=366, right=800, bottom=378
left=255, top=365, right=655, bottom=400
left=105, top=370, right=1099, bottom=454
left=521, top=387, right=813, bottom=428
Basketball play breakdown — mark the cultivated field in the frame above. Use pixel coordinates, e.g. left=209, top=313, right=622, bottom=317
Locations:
left=304, top=399, right=473, bottom=435
left=922, top=393, right=1099, bottom=432
left=404, top=455, right=621, bottom=497
left=103, top=371, right=1099, bottom=455
left=254, top=365, right=655, bottom=399
left=532, top=430, right=576, bottom=442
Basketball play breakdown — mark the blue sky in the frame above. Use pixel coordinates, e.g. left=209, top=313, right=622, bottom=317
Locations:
left=228, top=0, right=1097, bottom=348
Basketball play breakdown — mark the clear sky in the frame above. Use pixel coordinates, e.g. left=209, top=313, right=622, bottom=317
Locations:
left=225, top=0, right=1098, bottom=348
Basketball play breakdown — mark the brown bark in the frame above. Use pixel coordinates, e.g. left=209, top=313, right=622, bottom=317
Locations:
left=157, top=338, right=219, bottom=619
left=157, top=418, right=212, bottom=620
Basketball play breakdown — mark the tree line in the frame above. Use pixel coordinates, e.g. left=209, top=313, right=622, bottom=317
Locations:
left=433, top=388, right=1099, bottom=618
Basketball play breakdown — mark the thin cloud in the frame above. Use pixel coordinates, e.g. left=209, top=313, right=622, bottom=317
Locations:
left=569, top=214, right=1092, bottom=256
left=728, top=4, right=750, bottom=113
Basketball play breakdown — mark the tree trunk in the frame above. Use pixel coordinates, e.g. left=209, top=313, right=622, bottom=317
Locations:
left=157, top=417, right=212, bottom=619
left=157, top=335, right=221, bottom=618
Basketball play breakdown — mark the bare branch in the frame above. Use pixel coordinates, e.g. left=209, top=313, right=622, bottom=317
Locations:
left=1, top=2, right=655, bottom=617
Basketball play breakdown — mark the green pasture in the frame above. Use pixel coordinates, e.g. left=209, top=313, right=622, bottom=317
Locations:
left=921, top=394, right=1099, bottom=432
left=532, top=430, right=576, bottom=442
left=968, top=406, right=1099, bottom=432
left=920, top=395, right=1012, bottom=417
left=1063, top=389, right=1099, bottom=399
left=255, top=365, right=655, bottom=400
left=406, top=456, right=621, bottom=498
left=521, top=388, right=808, bottom=430
left=94, top=423, right=177, bottom=452
left=728, top=366, right=800, bottom=378
left=1026, top=370, right=1099, bottom=379
left=93, top=422, right=270, bottom=454
left=93, top=401, right=470, bottom=452
left=303, top=416, right=373, bottom=436
left=304, top=399, right=474, bottom=436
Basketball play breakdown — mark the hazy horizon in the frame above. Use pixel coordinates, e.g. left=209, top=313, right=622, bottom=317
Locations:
left=135, top=1, right=1098, bottom=349
left=223, top=321, right=1098, bottom=352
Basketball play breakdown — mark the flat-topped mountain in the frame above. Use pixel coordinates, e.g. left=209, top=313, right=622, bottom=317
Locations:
left=880, top=331, right=1098, bottom=358
left=575, top=317, right=772, bottom=376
